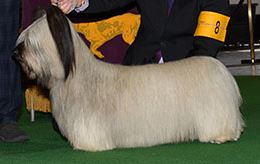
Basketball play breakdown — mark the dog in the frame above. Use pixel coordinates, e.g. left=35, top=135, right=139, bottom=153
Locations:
left=14, top=6, right=245, bottom=152
left=74, top=13, right=140, bottom=58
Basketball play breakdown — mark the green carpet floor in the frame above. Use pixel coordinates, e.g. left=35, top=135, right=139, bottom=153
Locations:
left=1, top=76, right=260, bottom=164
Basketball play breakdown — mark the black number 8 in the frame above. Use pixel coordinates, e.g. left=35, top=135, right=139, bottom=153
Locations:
left=215, top=21, right=221, bottom=34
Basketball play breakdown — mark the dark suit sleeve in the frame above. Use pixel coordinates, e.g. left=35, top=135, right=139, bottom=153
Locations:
left=188, top=0, right=230, bottom=57
left=81, top=0, right=135, bottom=14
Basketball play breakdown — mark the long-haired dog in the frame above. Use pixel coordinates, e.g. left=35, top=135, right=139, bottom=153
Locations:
left=15, top=6, right=245, bottom=152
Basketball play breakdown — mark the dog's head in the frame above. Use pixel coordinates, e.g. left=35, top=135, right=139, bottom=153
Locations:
left=14, top=5, right=75, bottom=87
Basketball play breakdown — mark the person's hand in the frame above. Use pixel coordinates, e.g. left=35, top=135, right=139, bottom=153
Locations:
left=51, top=0, right=85, bottom=14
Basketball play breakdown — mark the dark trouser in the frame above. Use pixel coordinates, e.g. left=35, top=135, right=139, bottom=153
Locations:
left=0, top=0, right=22, bottom=123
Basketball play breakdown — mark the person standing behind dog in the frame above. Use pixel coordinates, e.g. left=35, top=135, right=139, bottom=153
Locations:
left=0, top=0, right=29, bottom=142
left=51, top=0, right=230, bottom=65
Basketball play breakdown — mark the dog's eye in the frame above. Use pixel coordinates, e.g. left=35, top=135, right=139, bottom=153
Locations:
left=15, top=42, right=25, bottom=52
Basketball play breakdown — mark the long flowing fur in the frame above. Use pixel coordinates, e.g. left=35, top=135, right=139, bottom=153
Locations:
left=16, top=6, right=245, bottom=152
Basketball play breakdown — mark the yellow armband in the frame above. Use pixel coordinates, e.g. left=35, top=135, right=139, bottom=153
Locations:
left=194, top=11, right=230, bottom=42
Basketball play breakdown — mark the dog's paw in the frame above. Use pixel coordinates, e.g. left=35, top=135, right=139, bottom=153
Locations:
left=200, top=129, right=242, bottom=144
left=209, top=136, right=235, bottom=144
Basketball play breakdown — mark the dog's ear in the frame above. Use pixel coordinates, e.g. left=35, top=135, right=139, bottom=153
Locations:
left=46, top=5, right=75, bottom=80
left=32, top=6, right=47, bottom=22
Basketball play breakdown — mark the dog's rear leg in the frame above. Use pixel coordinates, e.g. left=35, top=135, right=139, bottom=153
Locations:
left=197, top=120, right=244, bottom=144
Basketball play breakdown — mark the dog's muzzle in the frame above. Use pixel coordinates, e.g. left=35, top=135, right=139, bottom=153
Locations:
left=12, top=42, right=25, bottom=62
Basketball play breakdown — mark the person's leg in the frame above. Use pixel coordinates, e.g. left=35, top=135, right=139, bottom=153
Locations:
left=0, top=0, right=29, bottom=142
